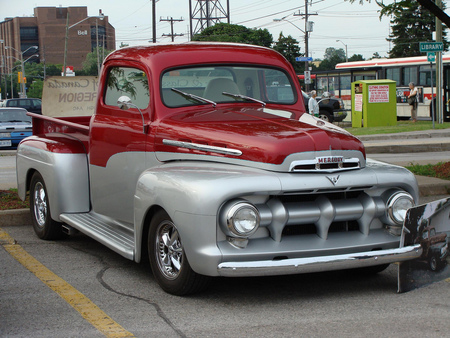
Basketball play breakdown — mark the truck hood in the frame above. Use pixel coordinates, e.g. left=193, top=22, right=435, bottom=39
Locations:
left=154, top=107, right=366, bottom=172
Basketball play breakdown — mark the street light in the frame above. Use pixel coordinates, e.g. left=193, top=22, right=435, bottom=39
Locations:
left=4, top=45, right=38, bottom=98
left=274, top=16, right=311, bottom=90
left=336, top=40, right=348, bottom=63
left=63, top=13, right=104, bottom=76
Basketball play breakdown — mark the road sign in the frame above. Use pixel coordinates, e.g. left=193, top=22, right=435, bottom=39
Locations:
left=427, top=52, right=436, bottom=63
left=420, top=42, right=444, bottom=53
left=295, top=56, right=313, bottom=62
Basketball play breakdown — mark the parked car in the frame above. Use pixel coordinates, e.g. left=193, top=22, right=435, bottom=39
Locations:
left=302, top=91, right=347, bottom=123
left=1, top=98, right=42, bottom=115
left=0, top=107, right=32, bottom=148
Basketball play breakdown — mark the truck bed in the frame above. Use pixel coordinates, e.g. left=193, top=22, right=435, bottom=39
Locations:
left=28, top=113, right=90, bottom=151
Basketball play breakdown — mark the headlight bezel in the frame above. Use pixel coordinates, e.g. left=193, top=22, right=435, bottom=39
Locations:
left=386, top=191, right=415, bottom=225
left=220, top=200, right=261, bottom=238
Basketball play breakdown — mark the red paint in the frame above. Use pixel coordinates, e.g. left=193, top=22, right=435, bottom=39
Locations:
left=29, top=43, right=364, bottom=168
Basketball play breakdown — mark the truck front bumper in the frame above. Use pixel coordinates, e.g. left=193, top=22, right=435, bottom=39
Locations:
left=217, top=244, right=422, bottom=277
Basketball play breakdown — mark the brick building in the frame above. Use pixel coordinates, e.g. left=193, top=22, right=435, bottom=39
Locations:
left=0, top=6, right=115, bottom=74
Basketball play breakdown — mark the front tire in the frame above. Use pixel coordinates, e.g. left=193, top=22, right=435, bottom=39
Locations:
left=148, top=210, right=211, bottom=295
left=30, top=172, right=62, bottom=240
left=318, top=110, right=333, bottom=123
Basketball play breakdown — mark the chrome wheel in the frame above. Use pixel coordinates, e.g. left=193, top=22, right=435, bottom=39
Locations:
left=155, top=220, right=183, bottom=280
left=30, top=172, right=62, bottom=240
left=148, top=210, right=211, bottom=295
left=33, top=182, right=48, bottom=228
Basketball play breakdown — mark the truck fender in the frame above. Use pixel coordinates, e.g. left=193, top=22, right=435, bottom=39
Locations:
left=17, top=136, right=90, bottom=222
left=133, top=162, right=282, bottom=274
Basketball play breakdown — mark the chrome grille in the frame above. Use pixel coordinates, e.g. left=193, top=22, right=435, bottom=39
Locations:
left=256, top=191, right=386, bottom=242
left=289, top=157, right=361, bottom=172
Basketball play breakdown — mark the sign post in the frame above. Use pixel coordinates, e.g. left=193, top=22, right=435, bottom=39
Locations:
left=420, top=42, right=444, bottom=125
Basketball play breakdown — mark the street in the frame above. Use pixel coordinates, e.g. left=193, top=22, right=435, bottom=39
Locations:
left=1, top=222, right=449, bottom=337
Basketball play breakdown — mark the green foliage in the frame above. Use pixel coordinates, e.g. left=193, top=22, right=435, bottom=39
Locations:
left=316, top=47, right=347, bottom=71
left=272, top=33, right=302, bottom=72
left=386, top=2, right=448, bottom=58
left=347, top=0, right=448, bottom=58
left=192, top=23, right=273, bottom=47
left=348, top=54, right=364, bottom=62
left=81, top=47, right=114, bottom=76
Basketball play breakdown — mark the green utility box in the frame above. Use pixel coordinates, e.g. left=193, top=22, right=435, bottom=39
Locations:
left=351, top=80, right=397, bottom=128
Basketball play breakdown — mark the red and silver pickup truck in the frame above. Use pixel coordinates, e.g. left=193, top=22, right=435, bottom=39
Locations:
left=16, top=43, right=422, bottom=295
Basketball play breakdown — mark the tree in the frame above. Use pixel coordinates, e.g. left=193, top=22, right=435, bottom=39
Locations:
left=272, top=33, right=302, bottom=72
left=386, top=1, right=448, bottom=57
left=348, top=0, right=449, bottom=57
left=370, top=52, right=382, bottom=59
left=81, top=47, right=114, bottom=76
left=192, top=23, right=273, bottom=47
left=316, top=47, right=346, bottom=71
left=348, top=54, right=364, bottom=62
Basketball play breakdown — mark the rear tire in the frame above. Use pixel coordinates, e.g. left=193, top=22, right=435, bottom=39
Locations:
left=148, top=210, right=211, bottom=295
left=30, top=172, right=62, bottom=240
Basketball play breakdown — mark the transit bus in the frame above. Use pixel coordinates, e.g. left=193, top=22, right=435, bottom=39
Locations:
left=302, top=55, right=450, bottom=122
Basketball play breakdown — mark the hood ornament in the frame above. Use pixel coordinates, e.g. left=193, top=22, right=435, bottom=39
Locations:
left=326, top=175, right=340, bottom=186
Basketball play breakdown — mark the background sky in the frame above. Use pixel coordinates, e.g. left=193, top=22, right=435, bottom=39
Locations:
left=2, top=0, right=449, bottom=60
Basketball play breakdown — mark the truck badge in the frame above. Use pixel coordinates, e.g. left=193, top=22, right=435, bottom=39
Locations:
left=326, top=175, right=340, bottom=186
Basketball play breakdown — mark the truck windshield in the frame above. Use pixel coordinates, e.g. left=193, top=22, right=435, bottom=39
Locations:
left=161, top=66, right=296, bottom=107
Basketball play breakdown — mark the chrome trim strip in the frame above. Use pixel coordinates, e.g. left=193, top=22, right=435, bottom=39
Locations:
left=217, top=244, right=422, bottom=277
left=163, top=139, right=242, bottom=156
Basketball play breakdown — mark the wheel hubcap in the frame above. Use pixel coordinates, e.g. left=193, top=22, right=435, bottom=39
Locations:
left=33, top=182, right=47, bottom=228
left=156, top=220, right=183, bottom=279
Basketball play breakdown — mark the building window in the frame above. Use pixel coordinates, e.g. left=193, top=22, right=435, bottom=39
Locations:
left=20, top=27, right=38, bottom=40
left=91, top=25, right=107, bottom=50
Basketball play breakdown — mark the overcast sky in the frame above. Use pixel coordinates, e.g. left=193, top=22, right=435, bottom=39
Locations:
left=2, top=0, right=448, bottom=59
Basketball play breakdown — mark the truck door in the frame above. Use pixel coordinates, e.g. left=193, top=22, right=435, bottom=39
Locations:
left=89, top=64, right=152, bottom=224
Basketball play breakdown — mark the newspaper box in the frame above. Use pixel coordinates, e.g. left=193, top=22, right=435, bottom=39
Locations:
left=351, top=80, right=397, bottom=128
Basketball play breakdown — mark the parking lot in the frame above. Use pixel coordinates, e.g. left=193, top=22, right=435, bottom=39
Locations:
left=1, top=221, right=450, bottom=337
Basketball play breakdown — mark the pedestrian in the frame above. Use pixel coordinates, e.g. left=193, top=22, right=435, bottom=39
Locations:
left=407, top=82, right=418, bottom=122
left=308, top=90, right=319, bottom=117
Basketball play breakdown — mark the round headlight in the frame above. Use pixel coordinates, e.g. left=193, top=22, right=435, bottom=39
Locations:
left=387, top=192, right=414, bottom=225
left=226, top=202, right=260, bottom=237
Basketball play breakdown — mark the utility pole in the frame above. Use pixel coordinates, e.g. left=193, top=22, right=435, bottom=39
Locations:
left=435, top=0, right=443, bottom=124
left=294, top=0, right=317, bottom=91
left=152, top=0, right=157, bottom=43
left=161, top=17, right=184, bottom=42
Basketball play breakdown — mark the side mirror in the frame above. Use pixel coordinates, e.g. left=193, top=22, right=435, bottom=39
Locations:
left=117, top=96, right=147, bottom=134
left=117, top=96, right=132, bottom=110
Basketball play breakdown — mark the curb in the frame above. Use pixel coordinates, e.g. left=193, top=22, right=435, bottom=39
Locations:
left=0, top=209, right=31, bottom=227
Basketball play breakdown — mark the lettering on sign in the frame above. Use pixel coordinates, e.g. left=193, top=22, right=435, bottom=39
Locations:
left=78, top=30, right=88, bottom=36
left=368, top=85, right=389, bottom=103
left=43, top=76, right=99, bottom=117
left=355, top=94, right=363, bottom=112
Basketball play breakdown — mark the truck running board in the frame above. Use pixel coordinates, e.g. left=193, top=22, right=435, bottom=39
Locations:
left=60, top=213, right=135, bottom=260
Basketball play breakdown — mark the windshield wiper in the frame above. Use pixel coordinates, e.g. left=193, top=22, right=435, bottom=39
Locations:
left=7, top=120, right=28, bottom=123
left=171, top=88, right=217, bottom=107
left=222, top=92, right=266, bottom=107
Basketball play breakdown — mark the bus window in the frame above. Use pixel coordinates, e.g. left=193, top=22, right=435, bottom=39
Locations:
left=402, top=66, right=418, bottom=86
left=419, top=65, right=436, bottom=86
left=386, top=68, right=400, bottom=86
left=340, top=75, right=351, bottom=90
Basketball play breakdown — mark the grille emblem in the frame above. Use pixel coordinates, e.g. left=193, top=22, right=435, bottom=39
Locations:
left=326, top=175, right=340, bottom=186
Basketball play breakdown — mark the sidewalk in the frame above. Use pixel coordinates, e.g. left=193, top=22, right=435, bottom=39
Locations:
left=359, top=128, right=450, bottom=154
